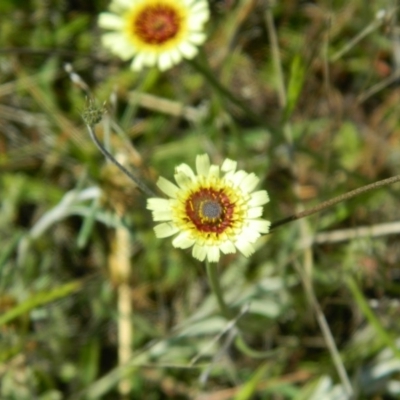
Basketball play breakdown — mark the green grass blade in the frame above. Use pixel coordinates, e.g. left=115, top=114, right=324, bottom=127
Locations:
left=346, top=275, right=400, bottom=358
left=0, top=280, right=82, bottom=327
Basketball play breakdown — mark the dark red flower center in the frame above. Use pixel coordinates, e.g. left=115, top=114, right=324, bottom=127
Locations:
left=134, top=5, right=181, bottom=44
left=185, top=188, right=235, bottom=233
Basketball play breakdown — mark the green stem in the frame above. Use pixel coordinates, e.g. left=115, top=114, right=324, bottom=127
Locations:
left=270, top=174, right=400, bottom=230
left=82, top=101, right=157, bottom=198
left=205, top=261, right=281, bottom=359
left=205, top=260, right=233, bottom=319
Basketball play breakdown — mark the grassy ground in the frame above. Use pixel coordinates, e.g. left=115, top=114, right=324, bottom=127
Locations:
left=2, top=0, right=400, bottom=399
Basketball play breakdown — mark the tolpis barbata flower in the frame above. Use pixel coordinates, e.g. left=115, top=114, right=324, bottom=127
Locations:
left=98, top=0, right=210, bottom=71
left=147, top=154, right=271, bottom=263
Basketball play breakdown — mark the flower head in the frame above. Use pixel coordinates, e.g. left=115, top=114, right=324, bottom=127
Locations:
left=98, top=0, right=209, bottom=71
left=147, top=154, right=270, bottom=263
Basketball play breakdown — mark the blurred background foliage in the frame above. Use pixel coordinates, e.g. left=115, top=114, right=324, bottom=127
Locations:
left=2, top=0, right=400, bottom=399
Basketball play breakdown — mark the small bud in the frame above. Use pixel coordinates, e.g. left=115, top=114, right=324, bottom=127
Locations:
left=82, top=99, right=105, bottom=126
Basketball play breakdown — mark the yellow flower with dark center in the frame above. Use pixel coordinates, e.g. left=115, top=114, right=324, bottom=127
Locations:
left=98, top=0, right=209, bottom=71
left=147, top=154, right=271, bottom=262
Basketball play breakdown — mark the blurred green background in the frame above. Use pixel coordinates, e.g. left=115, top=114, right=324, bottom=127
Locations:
left=2, top=0, right=400, bottom=399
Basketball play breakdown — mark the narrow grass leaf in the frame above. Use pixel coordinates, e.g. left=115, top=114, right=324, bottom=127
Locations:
left=0, top=231, right=22, bottom=275
left=0, top=280, right=82, bottom=327
left=234, top=363, right=269, bottom=400
left=346, top=276, right=400, bottom=359
left=77, top=198, right=100, bottom=248
left=283, top=55, right=305, bottom=123
left=79, top=338, right=101, bottom=386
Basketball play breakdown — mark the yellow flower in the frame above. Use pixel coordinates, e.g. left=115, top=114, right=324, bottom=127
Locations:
left=98, top=0, right=209, bottom=71
left=147, top=154, right=270, bottom=263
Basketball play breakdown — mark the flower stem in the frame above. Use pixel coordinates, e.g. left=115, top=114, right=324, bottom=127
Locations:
left=82, top=100, right=157, bottom=198
left=205, top=260, right=233, bottom=320
left=270, top=174, right=400, bottom=230
left=205, top=261, right=283, bottom=359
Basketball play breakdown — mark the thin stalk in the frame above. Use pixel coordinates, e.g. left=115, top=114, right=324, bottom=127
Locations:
left=309, top=281, right=354, bottom=395
left=84, top=123, right=156, bottom=198
left=205, top=261, right=233, bottom=320
left=117, top=282, right=132, bottom=398
left=295, top=261, right=353, bottom=397
left=330, top=11, right=388, bottom=62
left=205, top=262, right=279, bottom=358
left=115, top=226, right=133, bottom=399
left=102, top=148, right=135, bottom=399
left=270, top=174, right=400, bottom=230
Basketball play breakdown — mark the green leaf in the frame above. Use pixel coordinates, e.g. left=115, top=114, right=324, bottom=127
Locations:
left=77, top=198, right=100, bottom=248
left=0, top=281, right=82, bottom=327
left=346, top=276, right=400, bottom=359
left=283, top=55, right=306, bottom=122
left=79, top=338, right=101, bottom=386
left=234, top=363, right=269, bottom=400
left=0, top=231, right=22, bottom=277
